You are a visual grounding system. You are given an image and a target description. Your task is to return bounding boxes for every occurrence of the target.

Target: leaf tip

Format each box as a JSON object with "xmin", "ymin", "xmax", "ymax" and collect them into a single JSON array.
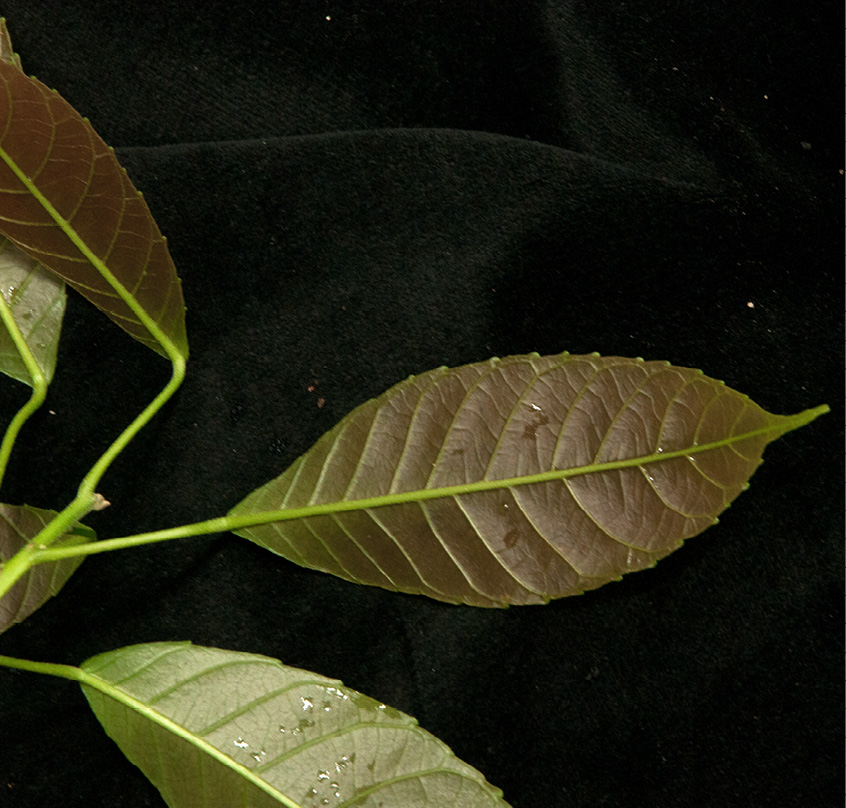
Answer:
[{"xmin": 795, "ymin": 403, "xmax": 829, "ymax": 425}]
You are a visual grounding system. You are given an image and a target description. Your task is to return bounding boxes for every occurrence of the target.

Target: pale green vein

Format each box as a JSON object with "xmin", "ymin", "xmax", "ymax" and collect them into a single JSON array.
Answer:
[{"xmin": 79, "ymin": 672, "xmax": 303, "ymax": 808}]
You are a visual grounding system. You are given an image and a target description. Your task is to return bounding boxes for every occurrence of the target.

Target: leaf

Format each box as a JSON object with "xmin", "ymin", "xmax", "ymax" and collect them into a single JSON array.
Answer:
[
  {"xmin": 80, "ymin": 641, "xmax": 511, "ymax": 808},
  {"xmin": 0, "ymin": 19, "xmax": 23, "ymax": 71},
  {"xmin": 0, "ymin": 236, "xmax": 66, "ymax": 385},
  {"xmin": 0, "ymin": 47, "xmax": 188, "ymax": 358},
  {"xmin": 230, "ymin": 352, "xmax": 827, "ymax": 607},
  {"xmin": 0, "ymin": 503, "xmax": 93, "ymax": 634}
]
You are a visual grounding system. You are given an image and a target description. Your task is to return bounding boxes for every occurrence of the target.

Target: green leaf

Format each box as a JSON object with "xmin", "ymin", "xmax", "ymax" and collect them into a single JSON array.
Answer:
[
  {"xmin": 0, "ymin": 236, "xmax": 66, "ymax": 385},
  {"xmin": 80, "ymin": 641, "xmax": 511, "ymax": 808},
  {"xmin": 230, "ymin": 352, "xmax": 827, "ymax": 607},
  {"xmin": 0, "ymin": 37, "xmax": 188, "ymax": 359},
  {"xmin": 0, "ymin": 503, "xmax": 93, "ymax": 634}
]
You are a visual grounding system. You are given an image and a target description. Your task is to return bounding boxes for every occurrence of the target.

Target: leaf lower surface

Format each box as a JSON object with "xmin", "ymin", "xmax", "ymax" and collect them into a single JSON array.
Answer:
[
  {"xmin": 0, "ymin": 236, "xmax": 65, "ymax": 385},
  {"xmin": 0, "ymin": 54, "xmax": 187, "ymax": 358},
  {"xmin": 0, "ymin": 503, "xmax": 93, "ymax": 634},
  {"xmin": 81, "ymin": 641, "xmax": 511, "ymax": 808},
  {"xmin": 230, "ymin": 352, "xmax": 826, "ymax": 607}
]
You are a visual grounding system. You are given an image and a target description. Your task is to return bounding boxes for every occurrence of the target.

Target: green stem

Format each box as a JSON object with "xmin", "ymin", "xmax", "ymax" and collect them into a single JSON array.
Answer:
[
  {"xmin": 76, "ymin": 353, "xmax": 186, "ymax": 500},
  {"xmin": 0, "ymin": 291, "xmax": 47, "ymax": 489},
  {"xmin": 0, "ymin": 355, "xmax": 185, "ymax": 599},
  {"xmin": 0, "ymin": 653, "xmax": 84, "ymax": 682}
]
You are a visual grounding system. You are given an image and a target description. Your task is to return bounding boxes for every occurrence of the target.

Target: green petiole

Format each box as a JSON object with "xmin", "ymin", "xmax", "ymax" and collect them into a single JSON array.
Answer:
[{"xmin": 0, "ymin": 291, "xmax": 48, "ymax": 489}]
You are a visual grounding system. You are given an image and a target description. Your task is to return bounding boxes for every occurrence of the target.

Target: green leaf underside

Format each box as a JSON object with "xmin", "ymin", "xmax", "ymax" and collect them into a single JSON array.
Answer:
[
  {"xmin": 0, "ymin": 236, "xmax": 65, "ymax": 384},
  {"xmin": 230, "ymin": 353, "xmax": 826, "ymax": 607},
  {"xmin": 0, "ymin": 503, "xmax": 93, "ymax": 634},
  {"xmin": 0, "ymin": 58, "xmax": 187, "ymax": 358},
  {"xmin": 81, "ymin": 642, "xmax": 510, "ymax": 808}
]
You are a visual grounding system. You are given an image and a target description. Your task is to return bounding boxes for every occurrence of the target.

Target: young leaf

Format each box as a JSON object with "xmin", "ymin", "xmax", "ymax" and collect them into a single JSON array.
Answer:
[
  {"xmin": 230, "ymin": 353, "xmax": 827, "ymax": 607},
  {"xmin": 80, "ymin": 641, "xmax": 511, "ymax": 808},
  {"xmin": 0, "ymin": 48, "xmax": 188, "ymax": 359},
  {"xmin": 0, "ymin": 237, "xmax": 66, "ymax": 385},
  {"xmin": 0, "ymin": 504, "xmax": 93, "ymax": 634}
]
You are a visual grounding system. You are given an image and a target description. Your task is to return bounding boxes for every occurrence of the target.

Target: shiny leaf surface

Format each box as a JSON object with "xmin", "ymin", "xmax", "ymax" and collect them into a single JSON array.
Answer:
[
  {"xmin": 0, "ymin": 503, "xmax": 93, "ymax": 634},
  {"xmin": 0, "ymin": 46, "xmax": 187, "ymax": 358},
  {"xmin": 231, "ymin": 353, "xmax": 827, "ymax": 607},
  {"xmin": 81, "ymin": 641, "xmax": 511, "ymax": 808},
  {"xmin": 0, "ymin": 237, "xmax": 65, "ymax": 385}
]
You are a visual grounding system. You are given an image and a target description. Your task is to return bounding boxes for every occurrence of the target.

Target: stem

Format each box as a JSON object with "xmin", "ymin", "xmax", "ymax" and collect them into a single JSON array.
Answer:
[
  {"xmin": 76, "ymin": 352, "xmax": 186, "ymax": 501},
  {"xmin": 0, "ymin": 653, "xmax": 84, "ymax": 682},
  {"xmin": 0, "ymin": 355, "xmax": 185, "ymax": 599},
  {"xmin": 0, "ymin": 291, "xmax": 48, "ymax": 489}
]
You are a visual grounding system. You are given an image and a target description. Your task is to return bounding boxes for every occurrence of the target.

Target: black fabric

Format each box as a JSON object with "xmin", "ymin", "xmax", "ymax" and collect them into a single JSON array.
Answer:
[{"xmin": 0, "ymin": 3, "xmax": 840, "ymax": 806}]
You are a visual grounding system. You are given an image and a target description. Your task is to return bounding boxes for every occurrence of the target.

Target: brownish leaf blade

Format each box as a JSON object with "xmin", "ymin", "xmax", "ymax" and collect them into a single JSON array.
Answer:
[
  {"xmin": 230, "ymin": 353, "xmax": 827, "ymax": 607},
  {"xmin": 0, "ymin": 55, "xmax": 187, "ymax": 358},
  {"xmin": 0, "ymin": 503, "xmax": 94, "ymax": 634},
  {"xmin": 0, "ymin": 236, "xmax": 66, "ymax": 385}
]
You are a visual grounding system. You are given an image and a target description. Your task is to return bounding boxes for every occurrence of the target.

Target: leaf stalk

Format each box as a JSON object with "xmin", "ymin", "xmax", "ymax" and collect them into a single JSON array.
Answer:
[{"xmin": 0, "ymin": 291, "xmax": 47, "ymax": 488}]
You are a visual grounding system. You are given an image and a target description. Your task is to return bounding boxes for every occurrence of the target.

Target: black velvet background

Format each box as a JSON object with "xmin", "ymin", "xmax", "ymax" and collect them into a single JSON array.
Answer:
[{"xmin": 0, "ymin": 3, "xmax": 840, "ymax": 807}]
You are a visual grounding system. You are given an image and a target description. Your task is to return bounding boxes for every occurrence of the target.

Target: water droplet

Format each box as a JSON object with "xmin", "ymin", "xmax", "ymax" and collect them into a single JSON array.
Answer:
[
  {"xmin": 3, "ymin": 285, "xmax": 15, "ymax": 302},
  {"xmin": 335, "ymin": 753, "xmax": 355, "ymax": 772},
  {"xmin": 322, "ymin": 701, "xmax": 332, "ymax": 711},
  {"xmin": 233, "ymin": 738, "xmax": 249, "ymax": 748},
  {"xmin": 301, "ymin": 696, "xmax": 314, "ymax": 711},
  {"xmin": 656, "ymin": 447, "xmax": 664, "ymax": 453},
  {"xmin": 686, "ymin": 455, "xmax": 696, "ymax": 463},
  {"xmin": 529, "ymin": 403, "xmax": 542, "ymax": 412},
  {"xmin": 278, "ymin": 725, "xmax": 287, "ymax": 734},
  {"xmin": 251, "ymin": 749, "xmax": 266, "ymax": 763},
  {"xmin": 317, "ymin": 770, "xmax": 331, "ymax": 781}
]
